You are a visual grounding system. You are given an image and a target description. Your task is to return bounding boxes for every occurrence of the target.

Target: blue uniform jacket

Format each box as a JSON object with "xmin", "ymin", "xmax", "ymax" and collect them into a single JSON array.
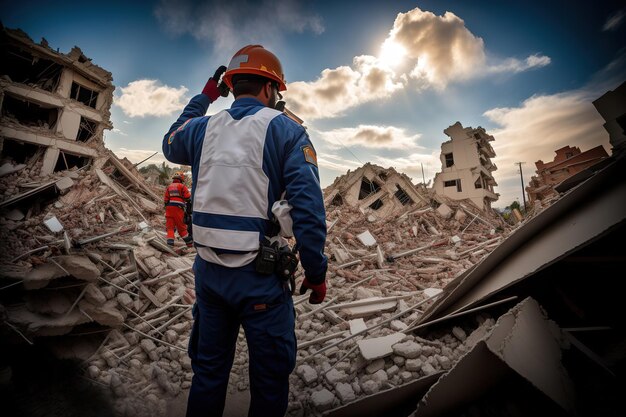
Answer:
[{"xmin": 163, "ymin": 94, "xmax": 327, "ymax": 281}]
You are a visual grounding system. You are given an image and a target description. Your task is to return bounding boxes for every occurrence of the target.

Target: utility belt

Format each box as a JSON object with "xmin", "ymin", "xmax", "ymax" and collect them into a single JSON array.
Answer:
[{"xmin": 255, "ymin": 237, "xmax": 299, "ymax": 294}]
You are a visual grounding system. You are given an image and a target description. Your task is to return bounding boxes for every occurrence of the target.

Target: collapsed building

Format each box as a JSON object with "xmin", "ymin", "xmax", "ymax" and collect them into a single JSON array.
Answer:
[
  {"xmin": 0, "ymin": 27, "xmax": 195, "ymax": 417},
  {"xmin": 431, "ymin": 122, "xmax": 499, "ymax": 212},
  {"xmin": 0, "ymin": 26, "xmax": 114, "ymax": 177},
  {"xmin": 1, "ymin": 25, "xmax": 623, "ymax": 417},
  {"xmin": 323, "ymin": 163, "xmax": 431, "ymax": 221},
  {"xmin": 525, "ymin": 145, "xmax": 609, "ymax": 207}
]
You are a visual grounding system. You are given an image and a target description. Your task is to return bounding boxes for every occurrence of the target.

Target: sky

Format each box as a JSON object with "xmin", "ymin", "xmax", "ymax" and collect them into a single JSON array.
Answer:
[{"xmin": 1, "ymin": 0, "xmax": 625, "ymax": 208}]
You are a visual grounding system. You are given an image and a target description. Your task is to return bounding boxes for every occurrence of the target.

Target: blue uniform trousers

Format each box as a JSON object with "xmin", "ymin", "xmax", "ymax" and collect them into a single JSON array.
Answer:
[{"xmin": 186, "ymin": 257, "xmax": 296, "ymax": 417}]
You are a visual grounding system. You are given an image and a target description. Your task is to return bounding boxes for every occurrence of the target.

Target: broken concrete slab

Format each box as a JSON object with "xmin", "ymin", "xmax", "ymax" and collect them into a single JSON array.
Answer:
[
  {"xmin": 339, "ymin": 297, "xmax": 398, "ymax": 319},
  {"xmin": 55, "ymin": 176, "xmax": 75, "ymax": 192},
  {"xmin": 357, "ymin": 333, "xmax": 405, "ymax": 360},
  {"xmin": 413, "ymin": 297, "xmax": 575, "ymax": 416}
]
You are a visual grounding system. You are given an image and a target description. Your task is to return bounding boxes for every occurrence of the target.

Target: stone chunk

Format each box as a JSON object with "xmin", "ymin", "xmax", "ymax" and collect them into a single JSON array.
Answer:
[
  {"xmin": 335, "ymin": 382, "xmax": 356, "ymax": 403},
  {"xmin": 405, "ymin": 358, "xmax": 422, "ymax": 372},
  {"xmin": 325, "ymin": 368, "xmax": 348, "ymax": 384},
  {"xmin": 296, "ymin": 364, "xmax": 318, "ymax": 385},
  {"xmin": 84, "ymin": 284, "xmax": 107, "ymax": 305},
  {"xmin": 365, "ymin": 358, "xmax": 385, "ymax": 374},
  {"xmin": 310, "ymin": 389, "xmax": 335, "ymax": 411},
  {"xmin": 392, "ymin": 340, "xmax": 422, "ymax": 359},
  {"xmin": 452, "ymin": 326, "xmax": 467, "ymax": 342}
]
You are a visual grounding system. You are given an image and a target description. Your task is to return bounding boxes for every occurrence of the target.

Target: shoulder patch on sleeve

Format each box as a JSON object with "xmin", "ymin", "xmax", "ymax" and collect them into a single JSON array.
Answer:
[
  {"xmin": 301, "ymin": 145, "xmax": 318, "ymax": 167},
  {"xmin": 168, "ymin": 119, "xmax": 193, "ymax": 144}
]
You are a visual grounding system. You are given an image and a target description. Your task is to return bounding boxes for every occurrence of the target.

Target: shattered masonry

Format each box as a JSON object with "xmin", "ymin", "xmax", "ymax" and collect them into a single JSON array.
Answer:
[
  {"xmin": 525, "ymin": 145, "xmax": 609, "ymax": 208},
  {"xmin": 0, "ymin": 25, "xmax": 514, "ymax": 417},
  {"xmin": 3, "ymin": 25, "xmax": 622, "ymax": 417}
]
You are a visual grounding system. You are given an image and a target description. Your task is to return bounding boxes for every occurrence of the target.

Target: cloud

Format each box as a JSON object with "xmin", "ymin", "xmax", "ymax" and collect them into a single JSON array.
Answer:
[
  {"xmin": 603, "ymin": 9, "xmax": 625, "ymax": 31},
  {"xmin": 286, "ymin": 6, "xmax": 549, "ymax": 121},
  {"xmin": 114, "ymin": 80, "xmax": 189, "ymax": 117},
  {"xmin": 485, "ymin": 89, "xmax": 611, "ymax": 207},
  {"xmin": 317, "ymin": 125, "xmax": 422, "ymax": 150},
  {"xmin": 317, "ymin": 152, "xmax": 364, "ymax": 172},
  {"xmin": 112, "ymin": 148, "xmax": 166, "ymax": 167},
  {"xmin": 488, "ymin": 54, "xmax": 551, "ymax": 74},
  {"xmin": 154, "ymin": 0, "xmax": 324, "ymax": 53},
  {"xmin": 285, "ymin": 56, "xmax": 404, "ymax": 119},
  {"xmin": 110, "ymin": 128, "xmax": 128, "ymax": 136}
]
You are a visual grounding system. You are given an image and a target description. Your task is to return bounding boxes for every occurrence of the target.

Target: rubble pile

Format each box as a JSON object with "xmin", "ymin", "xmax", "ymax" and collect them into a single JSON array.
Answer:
[
  {"xmin": 222, "ymin": 166, "xmax": 512, "ymax": 416},
  {"xmin": 0, "ymin": 153, "xmax": 199, "ymax": 417},
  {"xmin": 0, "ymin": 141, "xmax": 513, "ymax": 417}
]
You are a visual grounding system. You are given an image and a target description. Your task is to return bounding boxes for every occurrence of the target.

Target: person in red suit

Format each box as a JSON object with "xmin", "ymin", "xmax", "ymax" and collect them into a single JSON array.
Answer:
[{"xmin": 164, "ymin": 171, "xmax": 193, "ymax": 247}]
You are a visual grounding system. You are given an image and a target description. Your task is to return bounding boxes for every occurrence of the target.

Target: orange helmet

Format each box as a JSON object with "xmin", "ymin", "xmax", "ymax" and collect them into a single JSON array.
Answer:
[
  {"xmin": 222, "ymin": 45, "xmax": 287, "ymax": 91},
  {"xmin": 172, "ymin": 171, "xmax": 185, "ymax": 182}
]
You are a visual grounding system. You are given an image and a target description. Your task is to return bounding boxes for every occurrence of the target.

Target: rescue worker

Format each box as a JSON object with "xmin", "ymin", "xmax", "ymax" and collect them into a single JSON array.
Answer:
[
  {"xmin": 164, "ymin": 171, "xmax": 193, "ymax": 248},
  {"xmin": 162, "ymin": 45, "xmax": 327, "ymax": 417}
]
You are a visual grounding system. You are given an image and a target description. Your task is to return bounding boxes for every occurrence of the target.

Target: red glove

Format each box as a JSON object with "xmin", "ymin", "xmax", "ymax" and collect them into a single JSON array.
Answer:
[
  {"xmin": 202, "ymin": 65, "xmax": 227, "ymax": 101},
  {"xmin": 299, "ymin": 277, "xmax": 326, "ymax": 304}
]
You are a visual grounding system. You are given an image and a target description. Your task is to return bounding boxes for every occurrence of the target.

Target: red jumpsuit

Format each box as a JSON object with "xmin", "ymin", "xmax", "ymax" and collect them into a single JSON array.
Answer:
[{"xmin": 164, "ymin": 180, "xmax": 192, "ymax": 246}]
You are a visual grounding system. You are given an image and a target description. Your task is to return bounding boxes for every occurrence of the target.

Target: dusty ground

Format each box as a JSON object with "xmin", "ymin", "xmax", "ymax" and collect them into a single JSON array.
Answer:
[{"xmin": 166, "ymin": 389, "xmax": 251, "ymax": 417}]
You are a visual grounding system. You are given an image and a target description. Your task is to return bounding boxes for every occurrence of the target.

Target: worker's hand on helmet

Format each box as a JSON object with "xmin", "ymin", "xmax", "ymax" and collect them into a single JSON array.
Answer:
[
  {"xmin": 202, "ymin": 65, "xmax": 228, "ymax": 102},
  {"xmin": 299, "ymin": 276, "xmax": 326, "ymax": 304}
]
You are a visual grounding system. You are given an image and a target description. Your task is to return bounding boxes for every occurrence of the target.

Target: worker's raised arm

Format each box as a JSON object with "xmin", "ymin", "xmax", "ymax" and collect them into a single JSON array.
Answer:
[{"xmin": 162, "ymin": 66, "xmax": 227, "ymax": 166}]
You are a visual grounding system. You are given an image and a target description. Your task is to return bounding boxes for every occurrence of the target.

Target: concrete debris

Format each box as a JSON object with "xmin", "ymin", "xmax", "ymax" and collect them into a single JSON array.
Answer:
[
  {"xmin": 0, "ymin": 26, "xmax": 195, "ymax": 417},
  {"xmin": 0, "ymin": 26, "xmax": 520, "ymax": 417}
]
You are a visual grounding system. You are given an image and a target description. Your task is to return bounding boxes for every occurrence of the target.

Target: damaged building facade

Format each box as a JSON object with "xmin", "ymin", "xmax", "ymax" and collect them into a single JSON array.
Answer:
[
  {"xmin": 0, "ymin": 26, "xmax": 114, "ymax": 177},
  {"xmin": 324, "ymin": 163, "xmax": 431, "ymax": 221},
  {"xmin": 432, "ymin": 122, "xmax": 499, "ymax": 212},
  {"xmin": 525, "ymin": 145, "xmax": 609, "ymax": 206}
]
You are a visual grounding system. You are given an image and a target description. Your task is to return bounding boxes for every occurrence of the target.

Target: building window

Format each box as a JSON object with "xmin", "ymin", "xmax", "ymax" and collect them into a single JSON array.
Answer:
[
  {"xmin": 0, "ymin": 45, "xmax": 63, "ymax": 92},
  {"xmin": 71, "ymin": 82, "xmax": 99, "ymax": 108},
  {"xmin": 330, "ymin": 194, "xmax": 343, "ymax": 206},
  {"xmin": 457, "ymin": 179, "xmax": 462, "ymax": 192},
  {"xmin": 444, "ymin": 153, "xmax": 454, "ymax": 167},
  {"xmin": 394, "ymin": 185, "xmax": 414, "ymax": 205},
  {"xmin": 358, "ymin": 177, "xmax": 381, "ymax": 200},
  {"xmin": 1, "ymin": 94, "xmax": 58, "ymax": 130},
  {"xmin": 369, "ymin": 199, "xmax": 384, "ymax": 210},
  {"xmin": 1, "ymin": 138, "xmax": 42, "ymax": 164},
  {"xmin": 76, "ymin": 117, "xmax": 98, "ymax": 142},
  {"xmin": 444, "ymin": 180, "xmax": 456, "ymax": 187},
  {"xmin": 474, "ymin": 177, "xmax": 482, "ymax": 189},
  {"xmin": 54, "ymin": 151, "xmax": 91, "ymax": 172}
]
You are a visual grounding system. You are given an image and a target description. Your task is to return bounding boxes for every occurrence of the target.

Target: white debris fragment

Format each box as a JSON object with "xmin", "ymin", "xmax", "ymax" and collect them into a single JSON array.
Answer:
[
  {"xmin": 357, "ymin": 333, "xmax": 405, "ymax": 360},
  {"xmin": 452, "ymin": 326, "xmax": 467, "ymax": 342},
  {"xmin": 356, "ymin": 230, "xmax": 377, "ymax": 246}
]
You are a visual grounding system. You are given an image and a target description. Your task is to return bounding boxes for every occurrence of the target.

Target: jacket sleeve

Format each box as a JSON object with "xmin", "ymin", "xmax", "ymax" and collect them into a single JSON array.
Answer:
[
  {"xmin": 164, "ymin": 187, "xmax": 170, "ymax": 204},
  {"xmin": 162, "ymin": 94, "xmax": 212, "ymax": 166},
  {"xmin": 182, "ymin": 185, "xmax": 192, "ymax": 200},
  {"xmin": 283, "ymin": 125, "xmax": 328, "ymax": 282}
]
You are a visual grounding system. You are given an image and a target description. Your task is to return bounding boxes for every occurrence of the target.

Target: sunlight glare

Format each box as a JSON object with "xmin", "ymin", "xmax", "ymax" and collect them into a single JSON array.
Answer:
[{"xmin": 379, "ymin": 39, "xmax": 406, "ymax": 67}]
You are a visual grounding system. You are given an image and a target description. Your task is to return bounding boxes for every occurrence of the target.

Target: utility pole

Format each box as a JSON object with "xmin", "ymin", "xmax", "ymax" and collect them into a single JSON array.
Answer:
[
  {"xmin": 421, "ymin": 163, "xmax": 426, "ymax": 185},
  {"xmin": 514, "ymin": 162, "xmax": 527, "ymax": 210}
]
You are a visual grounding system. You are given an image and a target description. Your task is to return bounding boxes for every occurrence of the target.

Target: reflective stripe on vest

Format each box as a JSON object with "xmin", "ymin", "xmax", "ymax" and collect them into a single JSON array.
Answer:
[
  {"xmin": 167, "ymin": 183, "xmax": 186, "ymax": 204},
  {"xmin": 193, "ymin": 107, "xmax": 281, "ymax": 254}
]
